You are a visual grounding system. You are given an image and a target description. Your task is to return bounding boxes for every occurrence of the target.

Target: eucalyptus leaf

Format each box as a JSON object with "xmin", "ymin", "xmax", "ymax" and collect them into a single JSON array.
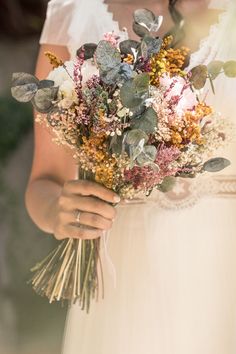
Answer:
[
  {"xmin": 119, "ymin": 63, "xmax": 134, "ymax": 81},
  {"xmin": 95, "ymin": 40, "xmax": 121, "ymax": 72},
  {"xmin": 141, "ymin": 35, "xmax": 162, "ymax": 58},
  {"xmin": 32, "ymin": 87, "xmax": 58, "ymax": 113},
  {"xmin": 223, "ymin": 61, "xmax": 236, "ymax": 78},
  {"xmin": 12, "ymin": 72, "xmax": 39, "ymax": 87},
  {"xmin": 189, "ymin": 65, "xmax": 208, "ymax": 90},
  {"xmin": 125, "ymin": 129, "xmax": 149, "ymax": 145},
  {"xmin": 77, "ymin": 43, "xmax": 97, "ymax": 60},
  {"xmin": 119, "ymin": 40, "xmax": 139, "ymax": 55},
  {"xmin": 110, "ymin": 134, "xmax": 125, "ymax": 155},
  {"xmin": 136, "ymin": 145, "xmax": 157, "ymax": 165},
  {"xmin": 132, "ymin": 107, "xmax": 157, "ymax": 133},
  {"xmin": 38, "ymin": 80, "xmax": 55, "ymax": 89},
  {"xmin": 120, "ymin": 79, "xmax": 144, "ymax": 108},
  {"xmin": 134, "ymin": 8, "xmax": 155, "ymax": 27},
  {"xmin": 100, "ymin": 65, "xmax": 121, "ymax": 85},
  {"xmin": 133, "ymin": 73, "xmax": 150, "ymax": 93},
  {"xmin": 207, "ymin": 60, "xmax": 224, "ymax": 80},
  {"xmin": 132, "ymin": 22, "xmax": 150, "ymax": 38},
  {"xmin": 158, "ymin": 176, "xmax": 176, "ymax": 193},
  {"xmin": 203, "ymin": 157, "xmax": 231, "ymax": 172},
  {"xmin": 11, "ymin": 83, "xmax": 38, "ymax": 103},
  {"xmin": 129, "ymin": 143, "xmax": 145, "ymax": 162},
  {"xmin": 11, "ymin": 72, "xmax": 39, "ymax": 102}
]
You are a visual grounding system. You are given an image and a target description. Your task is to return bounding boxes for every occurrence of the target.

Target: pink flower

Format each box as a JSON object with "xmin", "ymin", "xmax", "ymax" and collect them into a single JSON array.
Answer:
[
  {"xmin": 103, "ymin": 31, "xmax": 120, "ymax": 47},
  {"xmin": 159, "ymin": 74, "xmax": 197, "ymax": 115}
]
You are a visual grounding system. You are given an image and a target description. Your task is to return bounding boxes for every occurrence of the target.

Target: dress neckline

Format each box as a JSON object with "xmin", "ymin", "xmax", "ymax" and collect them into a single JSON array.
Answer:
[{"xmin": 102, "ymin": 0, "xmax": 226, "ymax": 68}]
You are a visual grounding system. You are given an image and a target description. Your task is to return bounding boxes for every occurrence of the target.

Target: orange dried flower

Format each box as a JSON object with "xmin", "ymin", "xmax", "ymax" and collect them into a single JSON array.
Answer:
[
  {"xmin": 150, "ymin": 36, "xmax": 189, "ymax": 87},
  {"xmin": 44, "ymin": 51, "xmax": 64, "ymax": 69}
]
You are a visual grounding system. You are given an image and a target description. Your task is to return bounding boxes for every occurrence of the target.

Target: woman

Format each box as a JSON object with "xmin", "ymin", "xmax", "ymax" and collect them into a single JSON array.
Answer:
[{"xmin": 26, "ymin": 0, "xmax": 236, "ymax": 353}]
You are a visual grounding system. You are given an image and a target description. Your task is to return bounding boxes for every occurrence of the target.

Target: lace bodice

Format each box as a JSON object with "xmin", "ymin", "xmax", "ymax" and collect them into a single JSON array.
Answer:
[{"xmin": 40, "ymin": 0, "xmax": 236, "ymax": 209}]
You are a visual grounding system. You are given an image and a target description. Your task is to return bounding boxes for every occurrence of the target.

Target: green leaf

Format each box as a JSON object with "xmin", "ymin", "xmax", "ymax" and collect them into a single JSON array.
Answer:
[
  {"xmin": 207, "ymin": 60, "xmax": 224, "ymax": 80},
  {"xmin": 110, "ymin": 134, "xmax": 125, "ymax": 155},
  {"xmin": 11, "ymin": 83, "xmax": 38, "ymax": 103},
  {"xmin": 12, "ymin": 72, "xmax": 39, "ymax": 87},
  {"xmin": 189, "ymin": 65, "xmax": 208, "ymax": 90},
  {"xmin": 120, "ymin": 80, "xmax": 143, "ymax": 108},
  {"xmin": 133, "ymin": 9, "xmax": 162, "ymax": 31},
  {"xmin": 136, "ymin": 145, "xmax": 157, "ymax": 166},
  {"xmin": 11, "ymin": 72, "xmax": 39, "ymax": 102},
  {"xmin": 158, "ymin": 176, "xmax": 176, "ymax": 193},
  {"xmin": 119, "ymin": 63, "xmax": 134, "ymax": 81},
  {"xmin": 132, "ymin": 22, "xmax": 150, "ymax": 38},
  {"xmin": 32, "ymin": 87, "xmax": 58, "ymax": 113},
  {"xmin": 119, "ymin": 40, "xmax": 139, "ymax": 55},
  {"xmin": 125, "ymin": 129, "xmax": 148, "ymax": 145},
  {"xmin": 141, "ymin": 35, "xmax": 162, "ymax": 59},
  {"xmin": 95, "ymin": 40, "xmax": 121, "ymax": 72},
  {"xmin": 100, "ymin": 65, "xmax": 121, "ymax": 85},
  {"xmin": 223, "ymin": 61, "xmax": 236, "ymax": 78},
  {"xmin": 133, "ymin": 73, "xmax": 150, "ymax": 93},
  {"xmin": 38, "ymin": 80, "xmax": 55, "ymax": 89},
  {"xmin": 203, "ymin": 157, "xmax": 231, "ymax": 172},
  {"xmin": 77, "ymin": 43, "xmax": 97, "ymax": 60},
  {"xmin": 132, "ymin": 107, "xmax": 157, "ymax": 133}
]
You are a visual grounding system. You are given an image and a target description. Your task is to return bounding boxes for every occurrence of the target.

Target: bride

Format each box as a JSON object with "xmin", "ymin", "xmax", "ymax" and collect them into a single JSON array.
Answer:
[{"xmin": 26, "ymin": 0, "xmax": 236, "ymax": 353}]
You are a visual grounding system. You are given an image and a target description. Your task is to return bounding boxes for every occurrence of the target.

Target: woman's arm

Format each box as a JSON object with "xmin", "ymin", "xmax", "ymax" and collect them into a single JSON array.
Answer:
[{"xmin": 25, "ymin": 44, "xmax": 119, "ymax": 239}]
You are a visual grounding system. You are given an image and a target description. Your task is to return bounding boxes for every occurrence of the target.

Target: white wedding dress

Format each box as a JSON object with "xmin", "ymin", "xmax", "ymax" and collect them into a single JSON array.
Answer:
[{"xmin": 40, "ymin": 1, "xmax": 236, "ymax": 353}]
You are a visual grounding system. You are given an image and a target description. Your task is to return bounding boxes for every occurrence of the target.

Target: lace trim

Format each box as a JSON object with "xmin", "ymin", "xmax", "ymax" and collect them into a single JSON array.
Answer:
[
  {"xmin": 188, "ymin": 8, "xmax": 228, "ymax": 69},
  {"xmin": 119, "ymin": 175, "xmax": 236, "ymax": 210}
]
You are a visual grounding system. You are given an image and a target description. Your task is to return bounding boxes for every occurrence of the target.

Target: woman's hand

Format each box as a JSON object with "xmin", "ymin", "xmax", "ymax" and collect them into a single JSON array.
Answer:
[{"xmin": 53, "ymin": 180, "xmax": 120, "ymax": 240}]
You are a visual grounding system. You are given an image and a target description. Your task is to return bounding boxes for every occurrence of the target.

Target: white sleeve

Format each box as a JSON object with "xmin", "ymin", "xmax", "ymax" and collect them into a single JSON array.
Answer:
[
  {"xmin": 39, "ymin": 0, "xmax": 127, "ymax": 57},
  {"xmin": 39, "ymin": 0, "xmax": 75, "ymax": 46}
]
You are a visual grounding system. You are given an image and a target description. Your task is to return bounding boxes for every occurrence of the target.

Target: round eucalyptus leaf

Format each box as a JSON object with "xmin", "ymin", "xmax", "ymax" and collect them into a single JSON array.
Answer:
[
  {"xmin": 133, "ymin": 73, "xmax": 150, "ymax": 93},
  {"xmin": 120, "ymin": 80, "xmax": 143, "ymax": 108},
  {"xmin": 207, "ymin": 60, "xmax": 224, "ymax": 80},
  {"xmin": 32, "ymin": 87, "xmax": 58, "ymax": 113},
  {"xmin": 141, "ymin": 36, "xmax": 162, "ymax": 58},
  {"xmin": 119, "ymin": 40, "xmax": 139, "ymax": 55},
  {"xmin": 38, "ymin": 80, "xmax": 55, "ymax": 89},
  {"xmin": 203, "ymin": 157, "xmax": 231, "ymax": 172},
  {"xmin": 136, "ymin": 145, "xmax": 157, "ymax": 165},
  {"xmin": 100, "ymin": 65, "xmax": 121, "ymax": 85},
  {"xmin": 12, "ymin": 72, "xmax": 39, "ymax": 87},
  {"xmin": 110, "ymin": 134, "xmax": 125, "ymax": 155},
  {"xmin": 76, "ymin": 43, "xmax": 97, "ymax": 60},
  {"xmin": 158, "ymin": 176, "xmax": 176, "ymax": 193},
  {"xmin": 125, "ymin": 129, "xmax": 148, "ymax": 145},
  {"xmin": 11, "ymin": 72, "xmax": 39, "ymax": 102},
  {"xmin": 119, "ymin": 63, "xmax": 134, "ymax": 81},
  {"xmin": 132, "ymin": 107, "xmax": 157, "ymax": 133},
  {"xmin": 132, "ymin": 22, "xmax": 149, "ymax": 38},
  {"xmin": 133, "ymin": 9, "xmax": 155, "ymax": 29},
  {"xmin": 223, "ymin": 61, "xmax": 236, "ymax": 78},
  {"xmin": 189, "ymin": 65, "xmax": 208, "ymax": 90},
  {"xmin": 11, "ymin": 83, "xmax": 38, "ymax": 103},
  {"xmin": 95, "ymin": 40, "xmax": 121, "ymax": 72}
]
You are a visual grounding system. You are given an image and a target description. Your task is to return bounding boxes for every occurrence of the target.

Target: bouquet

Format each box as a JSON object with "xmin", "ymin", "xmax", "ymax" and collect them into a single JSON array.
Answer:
[{"xmin": 11, "ymin": 9, "xmax": 235, "ymax": 312}]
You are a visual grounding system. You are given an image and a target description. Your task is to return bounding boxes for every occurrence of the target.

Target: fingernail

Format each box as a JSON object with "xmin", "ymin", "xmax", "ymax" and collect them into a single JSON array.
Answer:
[{"xmin": 113, "ymin": 195, "xmax": 121, "ymax": 203}]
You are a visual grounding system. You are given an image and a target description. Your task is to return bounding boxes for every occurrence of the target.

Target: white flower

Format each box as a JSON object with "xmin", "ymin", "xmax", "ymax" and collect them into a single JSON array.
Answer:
[
  {"xmin": 59, "ymin": 80, "xmax": 77, "ymax": 101},
  {"xmin": 81, "ymin": 60, "xmax": 99, "ymax": 83},
  {"xmin": 47, "ymin": 61, "xmax": 74, "ymax": 87}
]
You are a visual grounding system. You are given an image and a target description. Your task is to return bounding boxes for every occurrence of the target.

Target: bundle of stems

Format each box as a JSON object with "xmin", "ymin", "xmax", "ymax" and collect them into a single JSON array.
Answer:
[{"xmin": 29, "ymin": 168, "xmax": 104, "ymax": 313}]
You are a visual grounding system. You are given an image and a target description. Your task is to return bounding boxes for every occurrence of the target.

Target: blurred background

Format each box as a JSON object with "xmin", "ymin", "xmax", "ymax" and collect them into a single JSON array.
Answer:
[{"xmin": 0, "ymin": 1, "xmax": 67, "ymax": 353}]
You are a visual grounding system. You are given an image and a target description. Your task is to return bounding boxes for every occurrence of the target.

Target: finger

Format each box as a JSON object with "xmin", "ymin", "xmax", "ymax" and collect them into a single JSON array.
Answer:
[
  {"xmin": 65, "ymin": 180, "xmax": 120, "ymax": 204},
  {"xmin": 69, "ymin": 196, "xmax": 117, "ymax": 220},
  {"xmin": 65, "ymin": 224, "xmax": 103, "ymax": 240},
  {"xmin": 71, "ymin": 211, "xmax": 113, "ymax": 231}
]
